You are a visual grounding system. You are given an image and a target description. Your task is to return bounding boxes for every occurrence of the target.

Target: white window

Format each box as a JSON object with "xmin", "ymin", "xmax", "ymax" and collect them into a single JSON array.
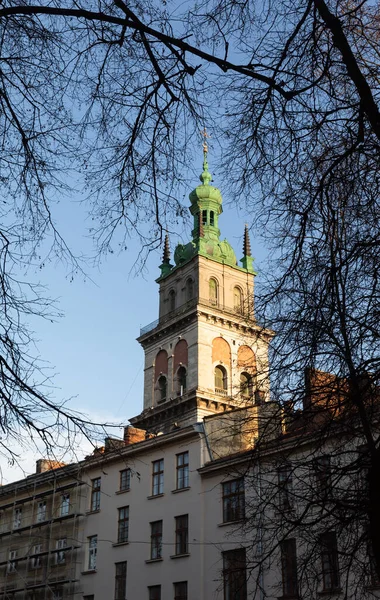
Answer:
[
  {"xmin": 91, "ymin": 477, "xmax": 101, "ymax": 511},
  {"xmin": 13, "ymin": 507, "xmax": 22, "ymax": 529},
  {"xmin": 60, "ymin": 494, "xmax": 70, "ymax": 516},
  {"xmin": 8, "ymin": 550, "xmax": 17, "ymax": 573},
  {"xmin": 55, "ymin": 538, "xmax": 67, "ymax": 565},
  {"xmin": 30, "ymin": 544, "xmax": 42, "ymax": 569},
  {"xmin": 36, "ymin": 500, "xmax": 46, "ymax": 523},
  {"xmin": 88, "ymin": 535, "xmax": 97, "ymax": 570}
]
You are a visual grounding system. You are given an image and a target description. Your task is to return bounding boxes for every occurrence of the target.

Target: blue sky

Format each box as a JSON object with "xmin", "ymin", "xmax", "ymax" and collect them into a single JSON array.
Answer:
[{"xmin": 2, "ymin": 152, "xmax": 268, "ymax": 484}]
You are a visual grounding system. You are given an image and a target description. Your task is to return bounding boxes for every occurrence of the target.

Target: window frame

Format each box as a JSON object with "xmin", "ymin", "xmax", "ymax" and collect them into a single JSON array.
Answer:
[
  {"xmin": 176, "ymin": 452, "xmax": 189, "ymax": 490},
  {"xmin": 36, "ymin": 500, "xmax": 47, "ymax": 523},
  {"xmin": 157, "ymin": 375, "xmax": 167, "ymax": 403},
  {"xmin": 148, "ymin": 585, "xmax": 161, "ymax": 600},
  {"xmin": 30, "ymin": 544, "xmax": 42, "ymax": 570},
  {"xmin": 91, "ymin": 477, "xmax": 101, "ymax": 511},
  {"xmin": 223, "ymin": 548, "xmax": 247, "ymax": 600},
  {"xmin": 168, "ymin": 289, "xmax": 176, "ymax": 312},
  {"xmin": 60, "ymin": 493, "xmax": 70, "ymax": 516},
  {"xmin": 7, "ymin": 550, "xmax": 17, "ymax": 573},
  {"xmin": 175, "ymin": 514, "xmax": 189, "ymax": 555},
  {"xmin": 152, "ymin": 459, "xmax": 164, "ymax": 496},
  {"xmin": 117, "ymin": 506, "xmax": 129, "ymax": 544},
  {"xmin": 313, "ymin": 455, "xmax": 332, "ymax": 498},
  {"xmin": 215, "ymin": 365, "xmax": 228, "ymax": 393},
  {"xmin": 13, "ymin": 507, "xmax": 22, "ymax": 529},
  {"xmin": 150, "ymin": 520, "xmax": 163, "ymax": 560},
  {"xmin": 280, "ymin": 538, "xmax": 298, "ymax": 598},
  {"xmin": 209, "ymin": 278, "xmax": 218, "ymax": 306},
  {"xmin": 320, "ymin": 531, "xmax": 340, "ymax": 592},
  {"xmin": 88, "ymin": 535, "xmax": 98, "ymax": 571},
  {"xmin": 119, "ymin": 468, "xmax": 131, "ymax": 492},
  {"xmin": 222, "ymin": 478, "xmax": 245, "ymax": 523},
  {"xmin": 114, "ymin": 561, "xmax": 127, "ymax": 600},
  {"xmin": 176, "ymin": 366, "xmax": 187, "ymax": 395},
  {"xmin": 278, "ymin": 466, "xmax": 293, "ymax": 511},
  {"xmin": 174, "ymin": 581, "xmax": 188, "ymax": 600},
  {"xmin": 55, "ymin": 537, "xmax": 67, "ymax": 565}
]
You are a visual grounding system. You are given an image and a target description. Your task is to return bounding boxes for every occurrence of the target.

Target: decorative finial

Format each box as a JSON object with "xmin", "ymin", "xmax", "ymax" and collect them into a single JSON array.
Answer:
[
  {"xmin": 162, "ymin": 234, "xmax": 171, "ymax": 263},
  {"xmin": 200, "ymin": 127, "xmax": 212, "ymax": 185},
  {"xmin": 243, "ymin": 224, "xmax": 252, "ymax": 256},
  {"xmin": 201, "ymin": 126, "xmax": 210, "ymax": 154}
]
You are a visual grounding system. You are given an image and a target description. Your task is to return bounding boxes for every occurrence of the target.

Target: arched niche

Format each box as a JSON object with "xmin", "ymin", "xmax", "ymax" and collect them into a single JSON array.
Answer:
[
  {"xmin": 209, "ymin": 278, "xmax": 218, "ymax": 306},
  {"xmin": 154, "ymin": 349, "xmax": 168, "ymax": 381},
  {"xmin": 212, "ymin": 337, "xmax": 231, "ymax": 365},
  {"xmin": 237, "ymin": 345, "xmax": 256, "ymax": 372}
]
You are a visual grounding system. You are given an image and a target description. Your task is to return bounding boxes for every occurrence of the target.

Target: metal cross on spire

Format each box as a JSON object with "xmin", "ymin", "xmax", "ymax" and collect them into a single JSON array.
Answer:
[{"xmin": 201, "ymin": 126, "xmax": 211, "ymax": 154}]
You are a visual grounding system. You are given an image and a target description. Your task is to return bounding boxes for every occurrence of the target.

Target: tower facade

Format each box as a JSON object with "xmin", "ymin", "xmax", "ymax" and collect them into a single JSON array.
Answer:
[{"xmin": 131, "ymin": 152, "xmax": 273, "ymax": 433}]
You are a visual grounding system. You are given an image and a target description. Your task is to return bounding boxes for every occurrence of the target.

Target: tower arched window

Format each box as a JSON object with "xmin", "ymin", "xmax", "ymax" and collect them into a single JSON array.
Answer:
[
  {"xmin": 202, "ymin": 210, "xmax": 207, "ymax": 225},
  {"xmin": 210, "ymin": 211, "xmax": 215, "ymax": 226},
  {"xmin": 215, "ymin": 365, "xmax": 228, "ymax": 394},
  {"xmin": 209, "ymin": 278, "xmax": 218, "ymax": 306},
  {"xmin": 240, "ymin": 372, "xmax": 253, "ymax": 398},
  {"xmin": 168, "ymin": 289, "xmax": 176, "ymax": 312},
  {"xmin": 177, "ymin": 366, "xmax": 187, "ymax": 395},
  {"xmin": 158, "ymin": 375, "xmax": 167, "ymax": 403},
  {"xmin": 234, "ymin": 286, "xmax": 243, "ymax": 314},
  {"xmin": 186, "ymin": 278, "xmax": 194, "ymax": 301}
]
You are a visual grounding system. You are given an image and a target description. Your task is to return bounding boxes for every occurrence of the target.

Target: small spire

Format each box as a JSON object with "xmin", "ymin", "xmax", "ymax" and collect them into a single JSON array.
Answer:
[
  {"xmin": 243, "ymin": 224, "xmax": 252, "ymax": 256},
  {"xmin": 240, "ymin": 224, "xmax": 255, "ymax": 273},
  {"xmin": 159, "ymin": 233, "xmax": 173, "ymax": 277},
  {"xmin": 200, "ymin": 127, "xmax": 212, "ymax": 185},
  {"xmin": 162, "ymin": 234, "xmax": 171, "ymax": 263}
]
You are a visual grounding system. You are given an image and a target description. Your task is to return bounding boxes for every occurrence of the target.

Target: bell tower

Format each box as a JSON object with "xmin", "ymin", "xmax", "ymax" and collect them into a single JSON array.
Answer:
[{"xmin": 130, "ymin": 147, "xmax": 273, "ymax": 433}]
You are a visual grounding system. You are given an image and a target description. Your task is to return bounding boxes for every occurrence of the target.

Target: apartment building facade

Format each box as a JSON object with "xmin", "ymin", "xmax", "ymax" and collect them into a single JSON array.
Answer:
[{"xmin": 0, "ymin": 148, "xmax": 378, "ymax": 600}]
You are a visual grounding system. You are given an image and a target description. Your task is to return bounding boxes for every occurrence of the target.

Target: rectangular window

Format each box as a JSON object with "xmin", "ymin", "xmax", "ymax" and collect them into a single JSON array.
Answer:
[
  {"xmin": 320, "ymin": 531, "xmax": 340, "ymax": 591},
  {"xmin": 314, "ymin": 455, "xmax": 331, "ymax": 497},
  {"xmin": 222, "ymin": 478, "xmax": 245, "ymax": 523},
  {"xmin": 55, "ymin": 538, "xmax": 67, "ymax": 565},
  {"xmin": 7, "ymin": 550, "xmax": 17, "ymax": 573},
  {"xmin": 278, "ymin": 466, "xmax": 293, "ymax": 511},
  {"xmin": 148, "ymin": 586, "xmax": 161, "ymax": 600},
  {"xmin": 60, "ymin": 493, "xmax": 70, "ymax": 516},
  {"xmin": 120, "ymin": 469, "xmax": 131, "ymax": 492},
  {"xmin": 91, "ymin": 477, "xmax": 101, "ymax": 511},
  {"xmin": 36, "ymin": 500, "xmax": 47, "ymax": 523},
  {"xmin": 280, "ymin": 539, "xmax": 298, "ymax": 598},
  {"xmin": 176, "ymin": 452, "xmax": 189, "ymax": 489},
  {"xmin": 368, "ymin": 539, "xmax": 380, "ymax": 587},
  {"xmin": 174, "ymin": 581, "xmax": 188, "ymax": 600},
  {"xmin": 117, "ymin": 507, "xmax": 129, "ymax": 544},
  {"xmin": 175, "ymin": 515, "xmax": 188, "ymax": 555},
  {"xmin": 223, "ymin": 548, "xmax": 247, "ymax": 600},
  {"xmin": 114, "ymin": 561, "xmax": 127, "ymax": 600},
  {"xmin": 152, "ymin": 459, "xmax": 164, "ymax": 496},
  {"xmin": 88, "ymin": 535, "xmax": 98, "ymax": 570},
  {"xmin": 13, "ymin": 507, "xmax": 22, "ymax": 529},
  {"xmin": 150, "ymin": 520, "xmax": 163, "ymax": 560},
  {"xmin": 30, "ymin": 544, "xmax": 42, "ymax": 569}
]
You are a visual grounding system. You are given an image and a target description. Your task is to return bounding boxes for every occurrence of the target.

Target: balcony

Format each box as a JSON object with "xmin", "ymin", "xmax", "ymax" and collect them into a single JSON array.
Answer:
[{"xmin": 140, "ymin": 297, "xmax": 254, "ymax": 336}]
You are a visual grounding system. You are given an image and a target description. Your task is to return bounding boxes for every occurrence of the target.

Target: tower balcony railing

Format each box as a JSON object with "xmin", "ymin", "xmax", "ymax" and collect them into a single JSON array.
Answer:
[{"xmin": 139, "ymin": 297, "xmax": 254, "ymax": 336}]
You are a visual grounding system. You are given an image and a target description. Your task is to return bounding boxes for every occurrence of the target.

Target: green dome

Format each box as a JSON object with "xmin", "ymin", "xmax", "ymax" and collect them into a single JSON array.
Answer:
[
  {"xmin": 189, "ymin": 183, "xmax": 222, "ymax": 205},
  {"xmin": 189, "ymin": 153, "xmax": 222, "ymax": 205}
]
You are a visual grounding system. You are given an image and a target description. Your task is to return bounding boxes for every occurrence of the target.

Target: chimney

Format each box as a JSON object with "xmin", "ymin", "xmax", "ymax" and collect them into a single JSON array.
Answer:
[
  {"xmin": 123, "ymin": 426, "xmax": 147, "ymax": 445},
  {"xmin": 36, "ymin": 459, "xmax": 66, "ymax": 474}
]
